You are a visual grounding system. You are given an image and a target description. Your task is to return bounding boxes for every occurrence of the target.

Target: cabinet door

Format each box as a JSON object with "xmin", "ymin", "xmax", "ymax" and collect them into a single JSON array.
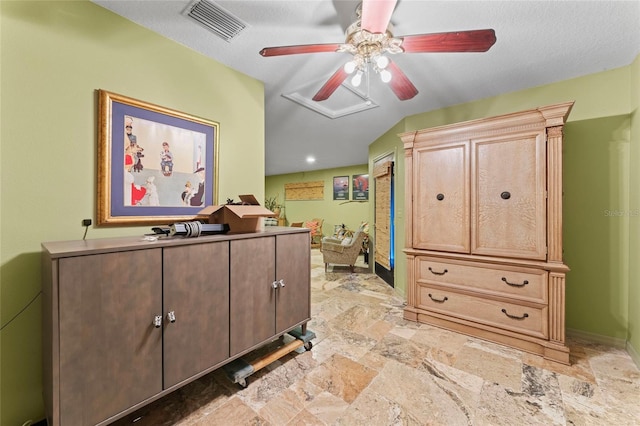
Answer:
[
  {"xmin": 163, "ymin": 242, "xmax": 230, "ymax": 388},
  {"xmin": 275, "ymin": 233, "xmax": 311, "ymax": 334},
  {"xmin": 413, "ymin": 142, "xmax": 470, "ymax": 252},
  {"xmin": 472, "ymin": 131, "xmax": 547, "ymax": 259},
  {"xmin": 58, "ymin": 249, "xmax": 162, "ymax": 426},
  {"xmin": 230, "ymin": 236, "xmax": 276, "ymax": 356}
]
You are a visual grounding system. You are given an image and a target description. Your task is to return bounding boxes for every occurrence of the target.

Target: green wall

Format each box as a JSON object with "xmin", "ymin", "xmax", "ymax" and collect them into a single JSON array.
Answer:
[
  {"xmin": 265, "ymin": 164, "xmax": 370, "ymax": 238},
  {"xmin": 0, "ymin": 1, "xmax": 265, "ymax": 424},
  {"xmin": 564, "ymin": 116, "xmax": 630, "ymax": 338},
  {"xmin": 370, "ymin": 61, "xmax": 639, "ymax": 361},
  {"xmin": 629, "ymin": 55, "xmax": 640, "ymax": 360}
]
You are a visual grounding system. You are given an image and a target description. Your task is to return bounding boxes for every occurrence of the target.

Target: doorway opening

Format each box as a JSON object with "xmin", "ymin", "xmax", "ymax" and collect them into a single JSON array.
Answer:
[{"xmin": 373, "ymin": 155, "xmax": 395, "ymax": 287}]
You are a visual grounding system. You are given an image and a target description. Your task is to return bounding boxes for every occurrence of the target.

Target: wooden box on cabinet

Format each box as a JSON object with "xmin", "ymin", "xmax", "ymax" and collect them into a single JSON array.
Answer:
[
  {"xmin": 42, "ymin": 227, "xmax": 310, "ymax": 426},
  {"xmin": 401, "ymin": 102, "xmax": 573, "ymax": 364}
]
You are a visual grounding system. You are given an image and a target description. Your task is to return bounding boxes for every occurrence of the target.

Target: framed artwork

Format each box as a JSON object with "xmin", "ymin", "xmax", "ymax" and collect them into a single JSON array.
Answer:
[
  {"xmin": 333, "ymin": 176, "xmax": 349, "ymax": 200},
  {"xmin": 97, "ymin": 90, "xmax": 219, "ymax": 226},
  {"xmin": 352, "ymin": 174, "xmax": 369, "ymax": 201}
]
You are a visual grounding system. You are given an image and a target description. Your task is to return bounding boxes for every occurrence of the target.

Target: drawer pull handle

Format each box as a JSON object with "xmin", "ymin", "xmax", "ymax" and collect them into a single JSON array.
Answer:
[
  {"xmin": 428, "ymin": 267, "xmax": 448, "ymax": 276},
  {"xmin": 428, "ymin": 293, "xmax": 448, "ymax": 303},
  {"xmin": 436, "ymin": 193, "xmax": 445, "ymax": 201},
  {"xmin": 501, "ymin": 308, "xmax": 529, "ymax": 320},
  {"xmin": 501, "ymin": 277, "xmax": 529, "ymax": 287},
  {"xmin": 501, "ymin": 191, "xmax": 511, "ymax": 200}
]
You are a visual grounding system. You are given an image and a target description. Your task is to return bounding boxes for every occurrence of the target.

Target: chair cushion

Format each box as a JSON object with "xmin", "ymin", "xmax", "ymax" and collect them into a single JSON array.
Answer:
[
  {"xmin": 322, "ymin": 243, "xmax": 345, "ymax": 253},
  {"xmin": 322, "ymin": 237, "xmax": 342, "ymax": 244},
  {"xmin": 305, "ymin": 220, "xmax": 320, "ymax": 236},
  {"xmin": 341, "ymin": 237, "xmax": 352, "ymax": 246}
]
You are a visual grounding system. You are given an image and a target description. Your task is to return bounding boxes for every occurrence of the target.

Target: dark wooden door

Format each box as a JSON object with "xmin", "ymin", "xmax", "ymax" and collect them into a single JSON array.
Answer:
[
  {"xmin": 58, "ymin": 249, "xmax": 162, "ymax": 426},
  {"xmin": 229, "ymin": 236, "xmax": 276, "ymax": 356},
  {"xmin": 163, "ymin": 241, "xmax": 230, "ymax": 388},
  {"xmin": 275, "ymin": 233, "xmax": 311, "ymax": 334}
]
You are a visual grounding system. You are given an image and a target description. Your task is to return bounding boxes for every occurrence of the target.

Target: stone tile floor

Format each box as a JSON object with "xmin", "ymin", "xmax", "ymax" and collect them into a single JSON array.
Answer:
[{"xmin": 112, "ymin": 250, "xmax": 640, "ymax": 425}]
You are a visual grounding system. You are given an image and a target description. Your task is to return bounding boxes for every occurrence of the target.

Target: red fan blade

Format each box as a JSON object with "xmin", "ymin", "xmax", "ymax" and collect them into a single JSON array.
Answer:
[
  {"xmin": 312, "ymin": 67, "xmax": 349, "ymax": 101},
  {"xmin": 260, "ymin": 43, "xmax": 342, "ymax": 57},
  {"xmin": 401, "ymin": 29, "xmax": 496, "ymax": 53},
  {"xmin": 361, "ymin": 0, "xmax": 398, "ymax": 34},
  {"xmin": 387, "ymin": 60, "xmax": 418, "ymax": 101}
]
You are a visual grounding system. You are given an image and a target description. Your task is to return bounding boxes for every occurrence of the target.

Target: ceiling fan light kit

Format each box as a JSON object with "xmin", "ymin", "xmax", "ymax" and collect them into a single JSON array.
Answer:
[
  {"xmin": 259, "ymin": 0, "xmax": 496, "ymax": 103},
  {"xmin": 339, "ymin": 23, "xmax": 397, "ymax": 89}
]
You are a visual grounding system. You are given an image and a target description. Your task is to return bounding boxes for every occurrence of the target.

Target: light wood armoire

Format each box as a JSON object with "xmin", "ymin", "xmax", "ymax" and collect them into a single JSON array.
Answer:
[{"xmin": 401, "ymin": 102, "xmax": 573, "ymax": 364}]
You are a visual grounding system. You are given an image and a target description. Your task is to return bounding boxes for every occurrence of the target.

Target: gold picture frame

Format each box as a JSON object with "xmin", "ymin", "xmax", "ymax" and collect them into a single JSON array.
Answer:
[{"xmin": 97, "ymin": 89, "xmax": 219, "ymax": 226}]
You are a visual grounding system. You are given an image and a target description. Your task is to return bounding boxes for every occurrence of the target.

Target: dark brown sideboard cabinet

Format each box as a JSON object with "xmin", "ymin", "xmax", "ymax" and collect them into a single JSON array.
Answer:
[{"xmin": 42, "ymin": 227, "xmax": 310, "ymax": 426}]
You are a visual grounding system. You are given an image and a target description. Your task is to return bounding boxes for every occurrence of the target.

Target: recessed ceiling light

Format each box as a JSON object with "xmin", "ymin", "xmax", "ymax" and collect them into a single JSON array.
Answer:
[{"xmin": 306, "ymin": 156, "xmax": 316, "ymax": 163}]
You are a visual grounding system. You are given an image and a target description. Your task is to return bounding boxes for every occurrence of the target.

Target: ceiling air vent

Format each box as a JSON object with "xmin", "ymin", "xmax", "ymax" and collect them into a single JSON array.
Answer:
[{"xmin": 185, "ymin": 0, "xmax": 247, "ymax": 42}]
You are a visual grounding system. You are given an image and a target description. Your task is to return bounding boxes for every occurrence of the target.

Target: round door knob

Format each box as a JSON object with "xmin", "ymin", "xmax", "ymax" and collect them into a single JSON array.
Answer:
[
  {"xmin": 436, "ymin": 193, "xmax": 444, "ymax": 201},
  {"xmin": 279, "ymin": 279, "xmax": 285, "ymax": 288},
  {"xmin": 501, "ymin": 191, "xmax": 511, "ymax": 200},
  {"xmin": 167, "ymin": 311, "xmax": 176, "ymax": 323},
  {"xmin": 271, "ymin": 281, "xmax": 279, "ymax": 289},
  {"xmin": 153, "ymin": 315, "xmax": 162, "ymax": 328}
]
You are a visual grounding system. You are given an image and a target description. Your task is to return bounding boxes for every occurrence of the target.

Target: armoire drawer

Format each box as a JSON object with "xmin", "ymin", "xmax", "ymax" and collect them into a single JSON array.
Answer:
[
  {"xmin": 416, "ymin": 284, "xmax": 548, "ymax": 339},
  {"xmin": 416, "ymin": 257, "xmax": 547, "ymax": 304}
]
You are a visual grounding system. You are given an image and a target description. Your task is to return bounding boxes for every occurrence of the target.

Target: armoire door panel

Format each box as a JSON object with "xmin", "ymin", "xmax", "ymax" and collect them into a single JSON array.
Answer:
[
  {"xmin": 471, "ymin": 131, "xmax": 547, "ymax": 259},
  {"xmin": 414, "ymin": 142, "xmax": 470, "ymax": 252}
]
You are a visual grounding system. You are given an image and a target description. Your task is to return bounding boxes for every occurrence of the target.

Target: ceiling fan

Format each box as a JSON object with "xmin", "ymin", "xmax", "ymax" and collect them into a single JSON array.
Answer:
[{"xmin": 259, "ymin": 0, "xmax": 496, "ymax": 102}]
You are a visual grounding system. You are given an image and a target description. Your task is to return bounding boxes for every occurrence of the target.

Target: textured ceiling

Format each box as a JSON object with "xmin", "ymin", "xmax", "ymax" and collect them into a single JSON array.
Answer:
[{"xmin": 93, "ymin": 0, "xmax": 640, "ymax": 175}]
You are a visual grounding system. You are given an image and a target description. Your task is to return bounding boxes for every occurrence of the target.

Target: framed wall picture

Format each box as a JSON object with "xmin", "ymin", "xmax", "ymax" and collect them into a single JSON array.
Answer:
[
  {"xmin": 352, "ymin": 174, "xmax": 369, "ymax": 201},
  {"xmin": 97, "ymin": 89, "xmax": 219, "ymax": 226},
  {"xmin": 333, "ymin": 176, "xmax": 349, "ymax": 200}
]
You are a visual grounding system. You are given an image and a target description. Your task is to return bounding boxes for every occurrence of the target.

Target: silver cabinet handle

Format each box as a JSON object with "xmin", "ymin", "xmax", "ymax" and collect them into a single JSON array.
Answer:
[
  {"xmin": 167, "ymin": 311, "xmax": 176, "ymax": 323},
  {"xmin": 153, "ymin": 315, "xmax": 162, "ymax": 328},
  {"xmin": 271, "ymin": 281, "xmax": 279, "ymax": 289},
  {"xmin": 279, "ymin": 279, "xmax": 285, "ymax": 288}
]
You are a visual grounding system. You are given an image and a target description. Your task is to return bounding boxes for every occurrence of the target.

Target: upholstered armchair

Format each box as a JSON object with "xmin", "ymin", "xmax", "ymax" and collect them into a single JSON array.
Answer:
[{"xmin": 321, "ymin": 231, "xmax": 365, "ymax": 272}]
